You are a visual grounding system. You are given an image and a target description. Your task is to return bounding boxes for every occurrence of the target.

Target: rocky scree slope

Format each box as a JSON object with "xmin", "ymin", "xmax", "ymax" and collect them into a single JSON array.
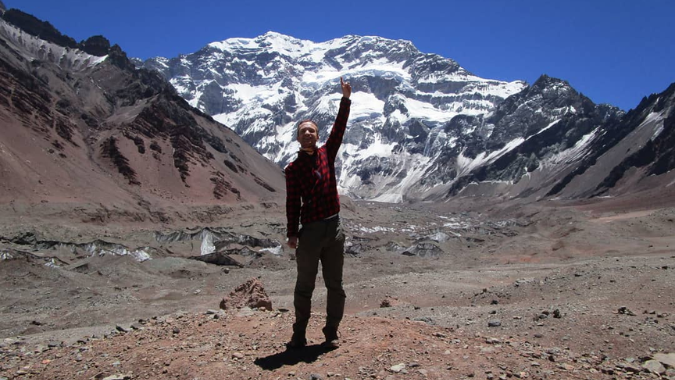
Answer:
[{"xmin": 0, "ymin": 10, "xmax": 284, "ymax": 226}]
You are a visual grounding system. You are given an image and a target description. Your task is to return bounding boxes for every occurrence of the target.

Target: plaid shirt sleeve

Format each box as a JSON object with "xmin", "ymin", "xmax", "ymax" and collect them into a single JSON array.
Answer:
[
  {"xmin": 325, "ymin": 97, "xmax": 351, "ymax": 160},
  {"xmin": 285, "ymin": 162, "xmax": 301, "ymax": 238}
]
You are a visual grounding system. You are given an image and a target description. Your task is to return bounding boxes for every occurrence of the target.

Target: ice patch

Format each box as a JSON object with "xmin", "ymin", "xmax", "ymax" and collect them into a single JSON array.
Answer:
[
  {"xmin": 45, "ymin": 258, "xmax": 59, "ymax": 268},
  {"xmin": 356, "ymin": 225, "xmax": 395, "ymax": 233},
  {"xmin": 260, "ymin": 245, "xmax": 283, "ymax": 256},
  {"xmin": 85, "ymin": 242, "xmax": 152, "ymax": 262},
  {"xmin": 427, "ymin": 231, "xmax": 452, "ymax": 242},
  {"xmin": 201, "ymin": 231, "xmax": 216, "ymax": 256}
]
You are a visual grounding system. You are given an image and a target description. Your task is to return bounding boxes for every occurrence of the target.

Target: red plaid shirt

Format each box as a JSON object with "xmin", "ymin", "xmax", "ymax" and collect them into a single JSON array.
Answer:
[{"xmin": 285, "ymin": 97, "xmax": 351, "ymax": 238}]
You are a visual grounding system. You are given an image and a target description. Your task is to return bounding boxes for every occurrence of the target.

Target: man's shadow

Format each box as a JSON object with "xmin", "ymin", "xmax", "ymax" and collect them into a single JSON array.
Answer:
[{"xmin": 254, "ymin": 344, "xmax": 335, "ymax": 370}]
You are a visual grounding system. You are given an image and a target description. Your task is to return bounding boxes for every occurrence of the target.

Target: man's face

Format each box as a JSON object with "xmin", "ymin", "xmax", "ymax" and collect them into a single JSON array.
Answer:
[{"xmin": 297, "ymin": 122, "xmax": 318, "ymax": 149}]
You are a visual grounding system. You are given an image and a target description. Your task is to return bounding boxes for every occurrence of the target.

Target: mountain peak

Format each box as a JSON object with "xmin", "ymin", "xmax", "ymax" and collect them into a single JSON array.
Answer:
[
  {"xmin": 532, "ymin": 74, "xmax": 570, "ymax": 89},
  {"xmin": 259, "ymin": 31, "xmax": 296, "ymax": 40},
  {"xmin": 256, "ymin": 31, "xmax": 303, "ymax": 44},
  {"xmin": 207, "ymin": 32, "xmax": 315, "ymax": 58}
]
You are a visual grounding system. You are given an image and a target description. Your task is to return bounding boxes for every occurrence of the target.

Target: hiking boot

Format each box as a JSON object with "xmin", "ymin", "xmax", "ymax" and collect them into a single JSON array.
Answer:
[
  {"xmin": 321, "ymin": 326, "xmax": 340, "ymax": 349},
  {"xmin": 286, "ymin": 333, "xmax": 307, "ymax": 349}
]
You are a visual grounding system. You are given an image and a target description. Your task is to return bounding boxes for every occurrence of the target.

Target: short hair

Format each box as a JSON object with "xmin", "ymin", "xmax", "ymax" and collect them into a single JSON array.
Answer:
[{"xmin": 297, "ymin": 120, "xmax": 318, "ymax": 137}]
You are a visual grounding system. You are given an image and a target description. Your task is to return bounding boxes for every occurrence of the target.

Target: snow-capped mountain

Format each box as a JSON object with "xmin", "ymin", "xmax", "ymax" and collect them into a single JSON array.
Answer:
[
  {"xmin": 140, "ymin": 32, "xmax": 533, "ymax": 201},
  {"xmin": 138, "ymin": 32, "xmax": 675, "ymax": 203},
  {"xmin": 3, "ymin": 3, "xmax": 675, "ymax": 224}
]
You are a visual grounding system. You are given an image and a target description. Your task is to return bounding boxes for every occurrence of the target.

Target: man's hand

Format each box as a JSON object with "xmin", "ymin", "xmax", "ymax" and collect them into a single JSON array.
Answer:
[
  {"xmin": 287, "ymin": 236, "xmax": 298, "ymax": 249},
  {"xmin": 341, "ymin": 77, "xmax": 351, "ymax": 99}
]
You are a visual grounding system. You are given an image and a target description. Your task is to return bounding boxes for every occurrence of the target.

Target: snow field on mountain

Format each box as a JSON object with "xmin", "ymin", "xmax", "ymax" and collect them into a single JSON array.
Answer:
[
  {"xmin": 541, "ymin": 129, "xmax": 598, "ymax": 167},
  {"xmin": 456, "ymin": 137, "xmax": 526, "ymax": 177},
  {"xmin": 349, "ymin": 92, "xmax": 385, "ymax": 122},
  {"xmin": 370, "ymin": 155, "xmax": 434, "ymax": 203}
]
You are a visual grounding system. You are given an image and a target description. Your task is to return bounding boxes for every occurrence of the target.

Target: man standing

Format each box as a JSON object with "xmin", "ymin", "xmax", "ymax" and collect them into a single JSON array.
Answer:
[{"xmin": 285, "ymin": 77, "xmax": 351, "ymax": 349}]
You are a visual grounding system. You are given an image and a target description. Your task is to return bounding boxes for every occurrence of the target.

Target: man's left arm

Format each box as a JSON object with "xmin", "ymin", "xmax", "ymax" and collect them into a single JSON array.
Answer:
[{"xmin": 326, "ymin": 77, "xmax": 351, "ymax": 160}]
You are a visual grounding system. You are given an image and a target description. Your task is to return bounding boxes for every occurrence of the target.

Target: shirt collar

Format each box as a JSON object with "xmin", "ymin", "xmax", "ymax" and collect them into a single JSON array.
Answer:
[{"xmin": 299, "ymin": 147, "xmax": 316, "ymax": 156}]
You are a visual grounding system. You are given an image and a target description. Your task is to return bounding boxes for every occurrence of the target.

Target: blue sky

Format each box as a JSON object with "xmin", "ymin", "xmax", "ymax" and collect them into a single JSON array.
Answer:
[{"xmin": 6, "ymin": 0, "xmax": 675, "ymax": 111}]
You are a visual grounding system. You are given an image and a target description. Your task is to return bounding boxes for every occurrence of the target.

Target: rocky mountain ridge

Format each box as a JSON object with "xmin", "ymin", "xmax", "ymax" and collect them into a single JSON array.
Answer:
[
  {"xmin": 1, "ymin": 8, "xmax": 111, "ymax": 56},
  {"xmin": 0, "ymin": 11, "xmax": 285, "ymax": 228}
]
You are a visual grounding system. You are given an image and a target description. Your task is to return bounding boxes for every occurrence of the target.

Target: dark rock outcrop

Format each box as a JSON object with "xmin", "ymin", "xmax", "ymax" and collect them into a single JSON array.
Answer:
[
  {"xmin": 2, "ymin": 9, "xmax": 78, "ymax": 48},
  {"xmin": 100, "ymin": 136, "xmax": 140, "ymax": 185},
  {"xmin": 190, "ymin": 252, "xmax": 243, "ymax": 267},
  {"xmin": 79, "ymin": 35, "xmax": 111, "ymax": 56}
]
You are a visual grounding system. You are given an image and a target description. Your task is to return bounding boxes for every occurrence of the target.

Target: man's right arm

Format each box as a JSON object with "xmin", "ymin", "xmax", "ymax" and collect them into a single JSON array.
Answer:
[{"xmin": 285, "ymin": 164, "xmax": 301, "ymax": 247}]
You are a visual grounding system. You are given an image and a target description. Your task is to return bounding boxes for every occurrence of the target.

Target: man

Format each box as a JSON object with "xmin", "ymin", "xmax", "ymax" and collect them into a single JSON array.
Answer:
[{"xmin": 285, "ymin": 77, "xmax": 351, "ymax": 349}]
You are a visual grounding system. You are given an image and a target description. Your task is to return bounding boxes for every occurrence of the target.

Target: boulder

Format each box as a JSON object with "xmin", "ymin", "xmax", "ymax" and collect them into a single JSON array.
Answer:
[
  {"xmin": 653, "ymin": 353, "xmax": 675, "ymax": 368},
  {"xmin": 379, "ymin": 296, "xmax": 401, "ymax": 308},
  {"xmin": 643, "ymin": 360, "xmax": 666, "ymax": 375}
]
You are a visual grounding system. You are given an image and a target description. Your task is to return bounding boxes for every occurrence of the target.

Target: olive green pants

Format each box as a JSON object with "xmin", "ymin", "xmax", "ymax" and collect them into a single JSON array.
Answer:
[{"xmin": 293, "ymin": 216, "xmax": 346, "ymax": 336}]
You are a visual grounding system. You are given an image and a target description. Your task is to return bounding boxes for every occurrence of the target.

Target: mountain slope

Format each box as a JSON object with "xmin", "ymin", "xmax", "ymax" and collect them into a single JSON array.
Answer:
[
  {"xmin": 0, "ymin": 12, "xmax": 285, "ymax": 226},
  {"xmin": 546, "ymin": 82, "xmax": 675, "ymax": 199},
  {"xmin": 434, "ymin": 75, "xmax": 622, "ymax": 199}
]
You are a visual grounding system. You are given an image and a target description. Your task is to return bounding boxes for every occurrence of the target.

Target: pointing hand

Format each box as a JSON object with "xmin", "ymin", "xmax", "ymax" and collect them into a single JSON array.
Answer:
[{"xmin": 340, "ymin": 77, "xmax": 351, "ymax": 99}]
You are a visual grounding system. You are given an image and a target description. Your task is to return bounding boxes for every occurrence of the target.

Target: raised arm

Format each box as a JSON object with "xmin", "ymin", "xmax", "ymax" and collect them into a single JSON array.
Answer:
[{"xmin": 325, "ymin": 77, "xmax": 351, "ymax": 160}]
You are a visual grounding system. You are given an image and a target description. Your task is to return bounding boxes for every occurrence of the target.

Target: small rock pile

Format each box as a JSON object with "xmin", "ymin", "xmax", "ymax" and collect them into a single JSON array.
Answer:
[{"xmin": 219, "ymin": 278, "xmax": 273, "ymax": 311}]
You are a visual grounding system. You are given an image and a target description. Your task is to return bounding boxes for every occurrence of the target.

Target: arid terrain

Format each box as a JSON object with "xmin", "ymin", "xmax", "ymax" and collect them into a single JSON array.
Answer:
[
  {"xmin": 1, "ymin": 195, "xmax": 674, "ymax": 380},
  {"xmin": 1, "ymin": 5, "xmax": 674, "ymax": 380}
]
